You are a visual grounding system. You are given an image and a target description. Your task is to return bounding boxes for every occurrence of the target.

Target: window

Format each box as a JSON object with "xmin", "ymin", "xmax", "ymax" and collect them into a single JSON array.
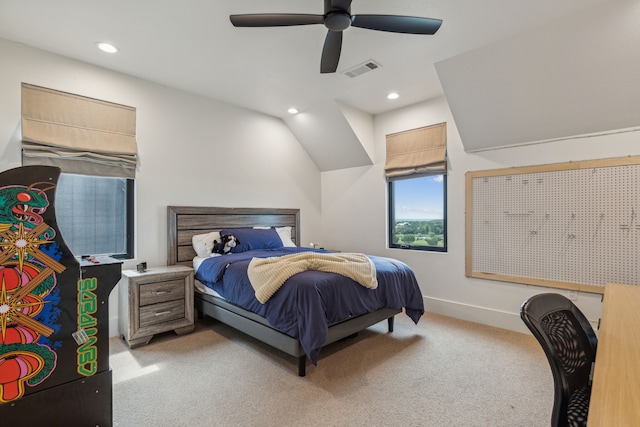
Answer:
[
  {"xmin": 55, "ymin": 173, "xmax": 134, "ymax": 259},
  {"xmin": 385, "ymin": 122, "xmax": 447, "ymax": 252},
  {"xmin": 388, "ymin": 174, "xmax": 447, "ymax": 252}
]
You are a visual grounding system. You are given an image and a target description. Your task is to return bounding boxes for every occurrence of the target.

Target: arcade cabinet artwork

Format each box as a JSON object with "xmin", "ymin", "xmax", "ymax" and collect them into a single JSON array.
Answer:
[{"xmin": 0, "ymin": 166, "xmax": 121, "ymax": 426}]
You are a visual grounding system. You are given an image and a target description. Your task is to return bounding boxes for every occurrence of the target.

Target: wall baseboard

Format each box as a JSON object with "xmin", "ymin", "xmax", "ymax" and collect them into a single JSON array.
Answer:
[
  {"xmin": 424, "ymin": 296, "xmax": 531, "ymax": 335},
  {"xmin": 109, "ymin": 296, "xmax": 533, "ymax": 338}
]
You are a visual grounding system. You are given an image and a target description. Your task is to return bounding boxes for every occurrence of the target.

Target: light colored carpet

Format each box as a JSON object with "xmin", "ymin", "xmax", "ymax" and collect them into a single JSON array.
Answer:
[{"xmin": 110, "ymin": 312, "xmax": 552, "ymax": 427}]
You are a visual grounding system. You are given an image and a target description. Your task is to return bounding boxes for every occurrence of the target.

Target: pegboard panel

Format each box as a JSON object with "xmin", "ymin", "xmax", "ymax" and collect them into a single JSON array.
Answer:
[{"xmin": 465, "ymin": 156, "xmax": 640, "ymax": 294}]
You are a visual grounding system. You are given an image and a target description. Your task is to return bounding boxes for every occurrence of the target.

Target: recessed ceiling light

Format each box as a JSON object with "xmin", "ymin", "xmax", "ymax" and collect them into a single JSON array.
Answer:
[
  {"xmin": 96, "ymin": 42, "xmax": 118, "ymax": 53},
  {"xmin": 288, "ymin": 107, "xmax": 299, "ymax": 115},
  {"xmin": 387, "ymin": 92, "xmax": 399, "ymax": 100}
]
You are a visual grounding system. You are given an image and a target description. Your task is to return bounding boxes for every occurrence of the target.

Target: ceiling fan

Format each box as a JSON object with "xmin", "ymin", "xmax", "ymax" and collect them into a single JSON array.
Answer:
[{"xmin": 230, "ymin": 0, "xmax": 442, "ymax": 74}]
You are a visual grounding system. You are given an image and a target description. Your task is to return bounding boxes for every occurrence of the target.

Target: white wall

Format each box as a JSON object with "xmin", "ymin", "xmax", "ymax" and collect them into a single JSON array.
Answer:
[
  {"xmin": 0, "ymin": 39, "xmax": 323, "ymax": 336},
  {"xmin": 322, "ymin": 95, "xmax": 640, "ymax": 333},
  {"xmin": 4, "ymin": 36, "xmax": 637, "ymax": 338}
]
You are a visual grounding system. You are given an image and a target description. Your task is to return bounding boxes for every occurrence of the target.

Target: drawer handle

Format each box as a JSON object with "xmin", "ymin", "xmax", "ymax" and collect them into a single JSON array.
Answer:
[
  {"xmin": 154, "ymin": 290, "xmax": 172, "ymax": 295},
  {"xmin": 154, "ymin": 311, "xmax": 172, "ymax": 316}
]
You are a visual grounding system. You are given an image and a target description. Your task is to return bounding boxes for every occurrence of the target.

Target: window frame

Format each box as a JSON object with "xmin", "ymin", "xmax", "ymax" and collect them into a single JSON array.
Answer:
[
  {"xmin": 387, "ymin": 173, "xmax": 447, "ymax": 253},
  {"xmin": 55, "ymin": 173, "xmax": 135, "ymax": 259},
  {"xmin": 118, "ymin": 178, "xmax": 135, "ymax": 260}
]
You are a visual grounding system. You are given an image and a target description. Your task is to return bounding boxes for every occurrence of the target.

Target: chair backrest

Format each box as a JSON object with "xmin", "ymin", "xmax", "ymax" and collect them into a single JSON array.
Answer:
[{"xmin": 520, "ymin": 293, "xmax": 598, "ymax": 427}]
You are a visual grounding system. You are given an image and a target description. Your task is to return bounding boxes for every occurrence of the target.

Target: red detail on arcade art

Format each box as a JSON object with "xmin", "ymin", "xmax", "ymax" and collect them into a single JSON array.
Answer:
[
  {"xmin": 0, "ymin": 261, "xmax": 57, "ymax": 403},
  {"xmin": 0, "ymin": 262, "xmax": 50, "ymax": 344},
  {"xmin": 16, "ymin": 192, "xmax": 32, "ymax": 203},
  {"xmin": 0, "ymin": 349, "xmax": 47, "ymax": 403}
]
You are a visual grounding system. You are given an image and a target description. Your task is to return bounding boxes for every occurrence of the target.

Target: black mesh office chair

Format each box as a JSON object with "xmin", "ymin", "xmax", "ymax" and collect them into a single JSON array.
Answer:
[{"xmin": 520, "ymin": 293, "xmax": 598, "ymax": 427}]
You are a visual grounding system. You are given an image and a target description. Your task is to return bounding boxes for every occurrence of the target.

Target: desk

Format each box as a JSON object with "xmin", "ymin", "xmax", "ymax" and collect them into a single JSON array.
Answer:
[{"xmin": 587, "ymin": 283, "xmax": 640, "ymax": 426}]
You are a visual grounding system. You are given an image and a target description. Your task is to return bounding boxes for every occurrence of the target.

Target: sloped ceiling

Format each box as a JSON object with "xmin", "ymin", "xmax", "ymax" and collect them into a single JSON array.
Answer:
[
  {"xmin": 283, "ymin": 100, "xmax": 373, "ymax": 171},
  {"xmin": 435, "ymin": 0, "xmax": 640, "ymax": 152},
  {"xmin": 0, "ymin": 0, "xmax": 619, "ymax": 166}
]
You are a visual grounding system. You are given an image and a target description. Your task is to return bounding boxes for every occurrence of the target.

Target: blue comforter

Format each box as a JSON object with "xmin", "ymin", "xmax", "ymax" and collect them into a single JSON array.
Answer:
[{"xmin": 195, "ymin": 247, "xmax": 424, "ymax": 364}]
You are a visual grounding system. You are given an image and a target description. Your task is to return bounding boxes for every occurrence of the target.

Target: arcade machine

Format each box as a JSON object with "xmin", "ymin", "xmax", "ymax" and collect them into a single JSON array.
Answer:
[{"xmin": 0, "ymin": 166, "xmax": 121, "ymax": 426}]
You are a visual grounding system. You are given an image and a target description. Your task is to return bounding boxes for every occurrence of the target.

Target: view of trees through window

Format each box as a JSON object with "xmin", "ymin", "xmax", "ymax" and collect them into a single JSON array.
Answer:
[
  {"xmin": 389, "ymin": 174, "xmax": 446, "ymax": 251},
  {"xmin": 394, "ymin": 219, "xmax": 445, "ymax": 248}
]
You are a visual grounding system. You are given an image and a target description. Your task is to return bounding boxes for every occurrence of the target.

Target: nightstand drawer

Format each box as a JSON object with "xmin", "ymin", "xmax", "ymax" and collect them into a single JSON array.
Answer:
[
  {"xmin": 139, "ymin": 279, "xmax": 185, "ymax": 306},
  {"xmin": 139, "ymin": 300, "xmax": 185, "ymax": 327}
]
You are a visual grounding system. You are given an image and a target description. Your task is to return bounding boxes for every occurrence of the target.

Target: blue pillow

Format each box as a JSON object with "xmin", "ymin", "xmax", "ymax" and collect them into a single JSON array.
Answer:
[{"xmin": 220, "ymin": 227, "xmax": 283, "ymax": 253}]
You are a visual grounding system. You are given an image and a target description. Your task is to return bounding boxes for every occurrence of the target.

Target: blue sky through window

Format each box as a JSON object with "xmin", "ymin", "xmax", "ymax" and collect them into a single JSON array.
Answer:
[{"xmin": 394, "ymin": 175, "xmax": 444, "ymax": 220}]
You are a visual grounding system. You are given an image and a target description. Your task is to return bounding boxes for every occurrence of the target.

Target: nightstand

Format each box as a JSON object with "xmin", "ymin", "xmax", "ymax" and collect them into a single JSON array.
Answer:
[{"xmin": 119, "ymin": 265, "xmax": 194, "ymax": 348}]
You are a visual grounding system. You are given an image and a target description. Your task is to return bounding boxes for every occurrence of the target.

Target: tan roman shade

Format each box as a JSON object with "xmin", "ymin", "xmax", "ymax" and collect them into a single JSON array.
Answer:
[
  {"xmin": 21, "ymin": 83, "xmax": 138, "ymax": 178},
  {"xmin": 384, "ymin": 122, "xmax": 447, "ymax": 178}
]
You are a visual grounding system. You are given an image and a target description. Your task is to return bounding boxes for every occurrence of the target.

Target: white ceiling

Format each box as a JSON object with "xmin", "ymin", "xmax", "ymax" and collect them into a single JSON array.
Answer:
[
  {"xmin": 436, "ymin": 0, "xmax": 640, "ymax": 152},
  {"xmin": 0, "ymin": 0, "xmax": 615, "ymax": 168}
]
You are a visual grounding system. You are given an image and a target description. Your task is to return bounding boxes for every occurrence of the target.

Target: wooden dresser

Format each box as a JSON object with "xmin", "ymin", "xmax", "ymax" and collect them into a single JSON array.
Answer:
[{"xmin": 119, "ymin": 265, "xmax": 194, "ymax": 348}]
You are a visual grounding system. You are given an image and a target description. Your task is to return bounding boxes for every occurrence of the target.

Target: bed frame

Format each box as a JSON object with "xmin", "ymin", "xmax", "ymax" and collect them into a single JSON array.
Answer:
[{"xmin": 167, "ymin": 206, "xmax": 400, "ymax": 376}]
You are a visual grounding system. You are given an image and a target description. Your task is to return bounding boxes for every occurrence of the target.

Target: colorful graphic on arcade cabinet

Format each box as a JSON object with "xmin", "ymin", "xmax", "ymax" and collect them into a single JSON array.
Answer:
[{"xmin": 0, "ymin": 182, "xmax": 65, "ymax": 403}]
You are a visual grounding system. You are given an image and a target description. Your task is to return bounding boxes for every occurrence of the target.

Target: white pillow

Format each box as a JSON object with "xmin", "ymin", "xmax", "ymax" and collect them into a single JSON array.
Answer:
[
  {"xmin": 252, "ymin": 226, "xmax": 296, "ymax": 247},
  {"xmin": 276, "ymin": 226, "xmax": 296, "ymax": 247},
  {"xmin": 192, "ymin": 231, "xmax": 221, "ymax": 258}
]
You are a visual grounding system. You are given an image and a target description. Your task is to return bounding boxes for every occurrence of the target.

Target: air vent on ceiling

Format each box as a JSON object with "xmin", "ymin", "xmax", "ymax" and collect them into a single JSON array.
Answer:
[{"xmin": 343, "ymin": 60, "xmax": 382, "ymax": 78}]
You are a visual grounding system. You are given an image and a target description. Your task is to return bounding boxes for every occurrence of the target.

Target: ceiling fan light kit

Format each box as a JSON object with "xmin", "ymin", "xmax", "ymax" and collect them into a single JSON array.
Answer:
[{"xmin": 230, "ymin": 0, "xmax": 442, "ymax": 74}]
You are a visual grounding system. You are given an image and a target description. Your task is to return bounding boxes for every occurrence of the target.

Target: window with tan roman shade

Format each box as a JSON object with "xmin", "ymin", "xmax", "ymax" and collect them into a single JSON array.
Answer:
[
  {"xmin": 21, "ymin": 83, "xmax": 138, "ymax": 178},
  {"xmin": 384, "ymin": 122, "xmax": 446, "ymax": 179}
]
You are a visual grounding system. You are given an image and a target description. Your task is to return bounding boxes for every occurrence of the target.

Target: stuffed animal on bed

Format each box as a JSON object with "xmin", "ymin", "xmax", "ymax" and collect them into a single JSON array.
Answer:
[{"xmin": 212, "ymin": 235, "xmax": 240, "ymax": 255}]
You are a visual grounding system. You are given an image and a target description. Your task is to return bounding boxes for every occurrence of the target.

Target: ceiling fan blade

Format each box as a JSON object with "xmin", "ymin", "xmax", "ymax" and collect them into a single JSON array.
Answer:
[
  {"xmin": 230, "ymin": 14, "xmax": 324, "ymax": 27},
  {"xmin": 320, "ymin": 30, "xmax": 343, "ymax": 74},
  {"xmin": 351, "ymin": 15, "xmax": 442, "ymax": 35}
]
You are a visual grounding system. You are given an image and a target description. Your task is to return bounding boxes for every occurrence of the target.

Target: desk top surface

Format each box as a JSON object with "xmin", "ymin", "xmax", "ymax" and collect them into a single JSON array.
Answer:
[{"xmin": 588, "ymin": 283, "xmax": 640, "ymax": 426}]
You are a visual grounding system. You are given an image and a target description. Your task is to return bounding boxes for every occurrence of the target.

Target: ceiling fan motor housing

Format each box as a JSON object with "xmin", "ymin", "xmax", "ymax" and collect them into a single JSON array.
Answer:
[{"xmin": 325, "ymin": 11, "xmax": 352, "ymax": 31}]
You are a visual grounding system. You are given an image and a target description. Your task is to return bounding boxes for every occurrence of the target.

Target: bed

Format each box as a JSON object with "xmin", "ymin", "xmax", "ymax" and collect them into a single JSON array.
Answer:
[{"xmin": 167, "ymin": 206, "xmax": 424, "ymax": 376}]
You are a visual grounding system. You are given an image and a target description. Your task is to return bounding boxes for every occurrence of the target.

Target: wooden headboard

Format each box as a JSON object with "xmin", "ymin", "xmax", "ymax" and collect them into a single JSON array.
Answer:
[{"xmin": 167, "ymin": 206, "xmax": 300, "ymax": 267}]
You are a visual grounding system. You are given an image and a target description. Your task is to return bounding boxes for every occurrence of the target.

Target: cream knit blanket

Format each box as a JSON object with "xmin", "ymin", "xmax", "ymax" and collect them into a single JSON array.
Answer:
[{"xmin": 248, "ymin": 252, "xmax": 378, "ymax": 303}]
